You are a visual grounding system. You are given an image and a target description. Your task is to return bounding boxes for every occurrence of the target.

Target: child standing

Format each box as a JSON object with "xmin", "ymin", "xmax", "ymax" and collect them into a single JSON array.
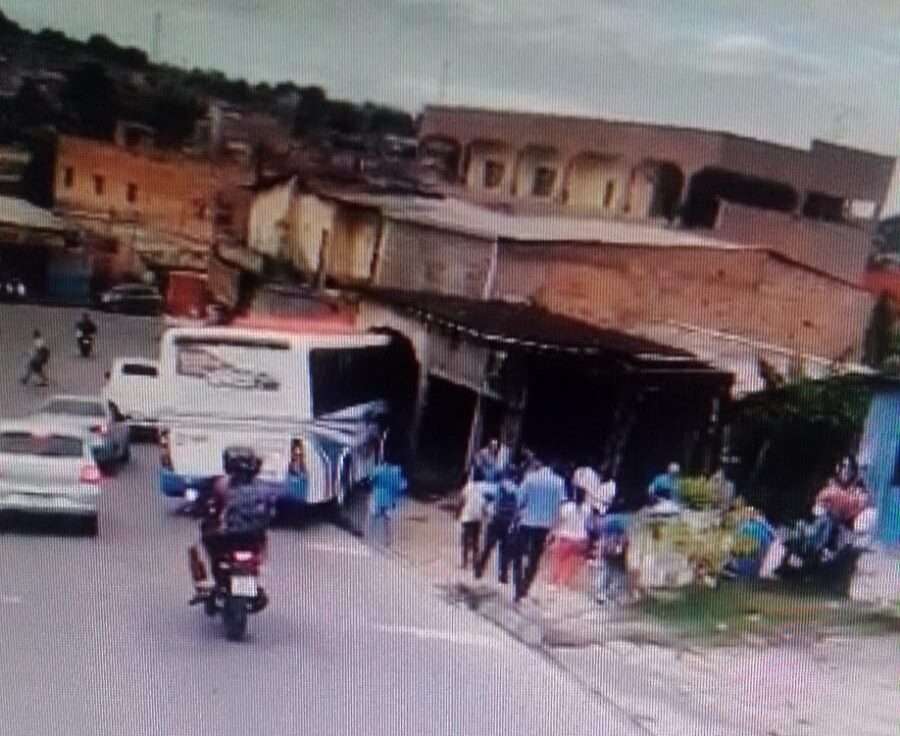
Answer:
[
  {"xmin": 457, "ymin": 479, "xmax": 492, "ymax": 569},
  {"xmin": 589, "ymin": 516, "xmax": 629, "ymax": 604}
]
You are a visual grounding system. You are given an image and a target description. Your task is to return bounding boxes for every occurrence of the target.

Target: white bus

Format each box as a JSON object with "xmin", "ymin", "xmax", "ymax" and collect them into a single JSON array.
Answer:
[{"xmin": 156, "ymin": 327, "xmax": 400, "ymax": 506}]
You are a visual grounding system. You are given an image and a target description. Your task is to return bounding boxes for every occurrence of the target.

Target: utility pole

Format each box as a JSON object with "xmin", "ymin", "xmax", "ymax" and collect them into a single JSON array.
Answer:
[{"xmin": 152, "ymin": 11, "xmax": 162, "ymax": 64}]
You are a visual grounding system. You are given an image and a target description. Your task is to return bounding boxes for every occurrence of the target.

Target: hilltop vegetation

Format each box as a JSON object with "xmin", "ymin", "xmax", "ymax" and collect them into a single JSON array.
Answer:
[{"xmin": 0, "ymin": 11, "xmax": 414, "ymax": 146}]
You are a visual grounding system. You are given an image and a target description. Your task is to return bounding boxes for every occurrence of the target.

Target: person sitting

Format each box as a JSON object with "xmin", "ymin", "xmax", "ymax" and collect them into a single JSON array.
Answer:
[
  {"xmin": 785, "ymin": 455, "xmax": 872, "ymax": 567},
  {"xmin": 813, "ymin": 455, "xmax": 871, "ymax": 527},
  {"xmin": 648, "ymin": 462, "xmax": 681, "ymax": 504}
]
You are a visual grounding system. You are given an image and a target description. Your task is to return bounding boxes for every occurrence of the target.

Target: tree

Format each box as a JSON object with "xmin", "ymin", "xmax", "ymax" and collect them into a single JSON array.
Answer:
[
  {"xmin": 292, "ymin": 86, "xmax": 328, "ymax": 137},
  {"xmin": 86, "ymin": 34, "xmax": 149, "ymax": 69},
  {"xmin": 145, "ymin": 86, "xmax": 203, "ymax": 147},
  {"xmin": 728, "ymin": 376, "xmax": 872, "ymax": 523},
  {"xmin": 61, "ymin": 63, "xmax": 121, "ymax": 140},
  {"xmin": 863, "ymin": 293, "xmax": 895, "ymax": 369},
  {"xmin": 369, "ymin": 106, "xmax": 415, "ymax": 137},
  {"xmin": 0, "ymin": 10, "xmax": 22, "ymax": 38},
  {"xmin": 327, "ymin": 99, "xmax": 366, "ymax": 135},
  {"xmin": 13, "ymin": 80, "xmax": 56, "ymax": 129}
]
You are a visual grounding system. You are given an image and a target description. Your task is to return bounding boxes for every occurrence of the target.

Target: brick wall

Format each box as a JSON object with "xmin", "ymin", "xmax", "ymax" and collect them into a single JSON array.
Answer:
[
  {"xmin": 714, "ymin": 202, "xmax": 873, "ymax": 282},
  {"xmin": 491, "ymin": 242, "xmax": 874, "ymax": 360},
  {"xmin": 54, "ymin": 135, "xmax": 243, "ymax": 244}
]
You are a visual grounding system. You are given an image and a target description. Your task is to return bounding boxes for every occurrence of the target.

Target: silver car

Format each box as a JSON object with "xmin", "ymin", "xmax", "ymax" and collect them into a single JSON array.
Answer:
[
  {"xmin": 0, "ymin": 421, "xmax": 101, "ymax": 535},
  {"xmin": 33, "ymin": 395, "xmax": 131, "ymax": 470}
]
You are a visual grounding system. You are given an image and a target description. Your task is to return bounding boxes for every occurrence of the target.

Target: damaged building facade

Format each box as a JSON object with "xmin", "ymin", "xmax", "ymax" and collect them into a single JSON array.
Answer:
[
  {"xmin": 52, "ymin": 130, "xmax": 248, "ymax": 275},
  {"xmin": 418, "ymin": 106, "xmax": 895, "ymax": 282},
  {"xmin": 240, "ymin": 181, "xmax": 876, "ymax": 494}
]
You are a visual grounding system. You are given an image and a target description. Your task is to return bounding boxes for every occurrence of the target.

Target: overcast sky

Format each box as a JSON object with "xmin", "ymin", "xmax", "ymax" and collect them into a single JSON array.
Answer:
[{"xmin": 6, "ymin": 1, "xmax": 900, "ymax": 207}]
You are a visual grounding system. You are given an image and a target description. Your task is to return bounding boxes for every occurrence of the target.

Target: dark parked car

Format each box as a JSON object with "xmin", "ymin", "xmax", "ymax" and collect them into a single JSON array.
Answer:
[{"xmin": 99, "ymin": 284, "xmax": 163, "ymax": 315}]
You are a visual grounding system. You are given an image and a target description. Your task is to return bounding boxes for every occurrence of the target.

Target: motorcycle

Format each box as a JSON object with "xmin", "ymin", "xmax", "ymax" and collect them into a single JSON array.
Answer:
[
  {"xmin": 76, "ymin": 329, "xmax": 94, "ymax": 358},
  {"xmin": 186, "ymin": 469, "xmax": 273, "ymax": 642}
]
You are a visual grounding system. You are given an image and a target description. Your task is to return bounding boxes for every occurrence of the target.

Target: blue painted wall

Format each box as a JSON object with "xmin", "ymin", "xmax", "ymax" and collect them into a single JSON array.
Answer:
[{"xmin": 859, "ymin": 388, "xmax": 900, "ymax": 544}]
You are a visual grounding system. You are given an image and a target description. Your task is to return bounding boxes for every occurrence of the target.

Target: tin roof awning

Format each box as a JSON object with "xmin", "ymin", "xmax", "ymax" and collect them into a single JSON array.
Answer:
[
  {"xmin": 0, "ymin": 195, "xmax": 71, "ymax": 234},
  {"xmin": 361, "ymin": 289, "xmax": 721, "ymax": 370}
]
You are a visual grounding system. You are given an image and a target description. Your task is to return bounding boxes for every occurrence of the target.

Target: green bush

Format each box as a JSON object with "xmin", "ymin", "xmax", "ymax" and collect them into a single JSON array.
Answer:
[{"xmin": 680, "ymin": 476, "xmax": 719, "ymax": 510}]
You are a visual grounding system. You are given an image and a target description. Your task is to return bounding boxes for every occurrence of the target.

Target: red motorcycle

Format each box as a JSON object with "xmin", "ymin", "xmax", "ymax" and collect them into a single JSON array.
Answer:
[
  {"xmin": 190, "ymin": 530, "xmax": 268, "ymax": 641},
  {"xmin": 187, "ymin": 450, "xmax": 273, "ymax": 641}
]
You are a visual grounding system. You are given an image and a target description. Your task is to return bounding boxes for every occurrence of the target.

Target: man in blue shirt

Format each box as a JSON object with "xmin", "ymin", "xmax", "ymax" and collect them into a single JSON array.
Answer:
[
  {"xmin": 473, "ymin": 479, "xmax": 520, "ymax": 584},
  {"xmin": 471, "ymin": 438, "xmax": 511, "ymax": 482},
  {"xmin": 511, "ymin": 457, "xmax": 565, "ymax": 602},
  {"xmin": 367, "ymin": 463, "xmax": 407, "ymax": 547}
]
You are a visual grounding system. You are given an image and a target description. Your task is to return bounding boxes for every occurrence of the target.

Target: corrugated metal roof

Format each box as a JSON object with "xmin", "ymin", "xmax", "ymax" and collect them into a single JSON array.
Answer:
[
  {"xmin": 634, "ymin": 321, "xmax": 873, "ymax": 396},
  {"xmin": 0, "ymin": 195, "xmax": 70, "ymax": 233},
  {"xmin": 321, "ymin": 191, "xmax": 745, "ymax": 249},
  {"xmin": 362, "ymin": 288, "xmax": 721, "ymax": 368}
]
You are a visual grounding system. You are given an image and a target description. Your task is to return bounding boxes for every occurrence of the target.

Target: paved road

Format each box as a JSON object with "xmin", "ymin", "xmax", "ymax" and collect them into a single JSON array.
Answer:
[{"xmin": 0, "ymin": 305, "xmax": 644, "ymax": 736}]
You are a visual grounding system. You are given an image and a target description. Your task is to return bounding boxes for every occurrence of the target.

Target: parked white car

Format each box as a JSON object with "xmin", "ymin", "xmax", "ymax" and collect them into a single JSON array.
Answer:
[
  {"xmin": 32, "ymin": 395, "xmax": 131, "ymax": 470},
  {"xmin": 102, "ymin": 358, "xmax": 161, "ymax": 435},
  {"xmin": 0, "ymin": 420, "xmax": 102, "ymax": 535}
]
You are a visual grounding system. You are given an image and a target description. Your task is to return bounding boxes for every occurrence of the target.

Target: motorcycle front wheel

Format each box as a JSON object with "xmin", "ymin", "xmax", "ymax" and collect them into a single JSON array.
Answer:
[{"xmin": 223, "ymin": 596, "xmax": 249, "ymax": 641}]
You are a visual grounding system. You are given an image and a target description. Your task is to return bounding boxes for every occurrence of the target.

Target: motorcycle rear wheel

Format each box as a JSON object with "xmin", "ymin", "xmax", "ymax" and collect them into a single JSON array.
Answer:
[{"xmin": 223, "ymin": 596, "xmax": 248, "ymax": 641}]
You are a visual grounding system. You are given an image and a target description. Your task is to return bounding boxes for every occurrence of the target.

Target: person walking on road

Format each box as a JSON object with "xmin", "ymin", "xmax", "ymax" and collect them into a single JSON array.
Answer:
[
  {"xmin": 512, "ymin": 458, "xmax": 565, "ymax": 602},
  {"xmin": 473, "ymin": 479, "xmax": 520, "ymax": 583},
  {"xmin": 547, "ymin": 484, "xmax": 591, "ymax": 589},
  {"xmin": 20, "ymin": 329, "xmax": 50, "ymax": 387},
  {"xmin": 367, "ymin": 462, "xmax": 407, "ymax": 548},
  {"xmin": 457, "ymin": 478, "xmax": 491, "ymax": 569}
]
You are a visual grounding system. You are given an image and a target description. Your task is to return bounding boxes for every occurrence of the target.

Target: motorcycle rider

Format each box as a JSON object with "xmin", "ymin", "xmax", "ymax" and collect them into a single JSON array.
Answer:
[
  {"xmin": 75, "ymin": 312, "xmax": 97, "ymax": 355},
  {"xmin": 76, "ymin": 312, "xmax": 97, "ymax": 340},
  {"xmin": 189, "ymin": 447, "xmax": 273, "ymax": 603}
]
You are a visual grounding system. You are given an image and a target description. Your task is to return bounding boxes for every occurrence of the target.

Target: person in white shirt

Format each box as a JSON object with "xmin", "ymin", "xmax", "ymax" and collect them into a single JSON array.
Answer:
[
  {"xmin": 547, "ymin": 485, "xmax": 591, "ymax": 587},
  {"xmin": 457, "ymin": 479, "xmax": 493, "ymax": 569},
  {"xmin": 573, "ymin": 465, "xmax": 618, "ymax": 513}
]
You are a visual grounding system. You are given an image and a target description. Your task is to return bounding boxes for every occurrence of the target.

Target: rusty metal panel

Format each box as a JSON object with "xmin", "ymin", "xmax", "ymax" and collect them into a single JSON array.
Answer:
[
  {"xmin": 207, "ymin": 253, "xmax": 242, "ymax": 308},
  {"xmin": 427, "ymin": 329, "xmax": 490, "ymax": 393}
]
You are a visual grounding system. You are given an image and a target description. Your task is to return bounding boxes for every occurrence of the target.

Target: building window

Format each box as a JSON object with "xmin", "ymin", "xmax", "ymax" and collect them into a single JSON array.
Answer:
[
  {"xmin": 531, "ymin": 166, "xmax": 556, "ymax": 197},
  {"xmin": 603, "ymin": 180, "xmax": 617, "ymax": 209},
  {"xmin": 126, "ymin": 183, "xmax": 137, "ymax": 204},
  {"xmin": 803, "ymin": 191, "xmax": 846, "ymax": 223},
  {"xmin": 483, "ymin": 160, "xmax": 505, "ymax": 189},
  {"xmin": 63, "ymin": 166, "xmax": 74, "ymax": 188},
  {"xmin": 93, "ymin": 175, "xmax": 105, "ymax": 196}
]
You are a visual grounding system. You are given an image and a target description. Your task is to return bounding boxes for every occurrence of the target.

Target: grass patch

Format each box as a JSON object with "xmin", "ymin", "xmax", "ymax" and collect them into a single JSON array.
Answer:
[{"xmin": 640, "ymin": 580, "xmax": 900, "ymax": 645}]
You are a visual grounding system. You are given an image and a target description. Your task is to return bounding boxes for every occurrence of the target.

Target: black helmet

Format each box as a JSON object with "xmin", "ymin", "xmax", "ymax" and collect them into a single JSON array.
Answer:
[{"xmin": 223, "ymin": 446, "xmax": 261, "ymax": 480}]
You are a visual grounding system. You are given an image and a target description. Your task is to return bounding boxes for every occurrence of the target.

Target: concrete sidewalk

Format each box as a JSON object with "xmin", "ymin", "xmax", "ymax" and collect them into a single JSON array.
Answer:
[{"xmin": 350, "ymin": 494, "xmax": 900, "ymax": 736}]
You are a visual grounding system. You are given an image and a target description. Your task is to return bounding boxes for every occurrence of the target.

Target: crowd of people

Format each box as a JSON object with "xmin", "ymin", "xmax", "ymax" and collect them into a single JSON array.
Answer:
[
  {"xmin": 455, "ymin": 440, "xmax": 878, "ymax": 602},
  {"xmin": 456, "ymin": 439, "xmax": 635, "ymax": 604}
]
